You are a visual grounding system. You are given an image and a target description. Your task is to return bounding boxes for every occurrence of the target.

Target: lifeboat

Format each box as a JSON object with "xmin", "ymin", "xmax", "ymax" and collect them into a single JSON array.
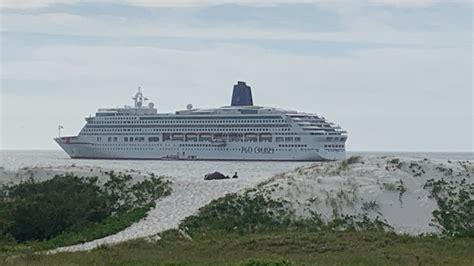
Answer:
[
  {"xmin": 186, "ymin": 133, "xmax": 198, "ymax": 141},
  {"xmin": 229, "ymin": 133, "xmax": 243, "ymax": 142},
  {"xmin": 199, "ymin": 133, "xmax": 212, "ymax": 141},
  {"xmin": 211, "ymin": 139, "xmax": 226, "ymax": 147},
  {"xmin": 244, "ymin": 133, "xmax": 258, "ymax": 142},
  {"xmin": 171, "ymin": 133, "xmax": 184, "ymax": 141},
  {"xmin": 245, "ymin": 133, "xmax": 258, "ymax": 140},
  {"xmin": 259, "ymin": 133, "xmax": 272, "ymax": 141},
  {"xmin": 213, "ymin": 133, "xmax": 226, "ymax": 141}
]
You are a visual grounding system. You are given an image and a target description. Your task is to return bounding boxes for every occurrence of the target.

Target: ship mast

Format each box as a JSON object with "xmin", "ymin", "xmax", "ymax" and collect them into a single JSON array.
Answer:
[
  {"xmin": 58, "ymin": 125, "xmax": 64, "ymax": 137},
  {"xmin": 132, "ymin": 87, "xmax": 148, "ymax": 108}
]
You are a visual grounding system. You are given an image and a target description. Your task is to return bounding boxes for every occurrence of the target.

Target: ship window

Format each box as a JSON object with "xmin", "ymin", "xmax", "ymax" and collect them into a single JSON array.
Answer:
[
  {"xmin": 108, "ymin": 137, "xmax": 112, "ymax": 142},
  {"xmin": 124, "ymin": 137, "xmax": 128, "ymax": 142}
]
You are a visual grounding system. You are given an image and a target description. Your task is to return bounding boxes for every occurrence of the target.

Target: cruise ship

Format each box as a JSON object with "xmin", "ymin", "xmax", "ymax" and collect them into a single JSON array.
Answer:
[{"xmin": 55, "ymin": 82, "xmax": 347, "ymax": 161}]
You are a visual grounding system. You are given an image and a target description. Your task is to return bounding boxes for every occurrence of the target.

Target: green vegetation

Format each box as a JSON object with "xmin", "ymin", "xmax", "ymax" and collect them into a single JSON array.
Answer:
[
  {"xmin": 382, "ymin": 182, "xmax": 397, "ymax": 192},
  {"xmin": 347, "ymin": 155, "xmax": 362, "ymax": 164},
  {"xmin": 0, "ymin": 175, "xmax": 111, "ymax": 243},
  {"xmin": 181, "ymin": 193, "xmax": 297, "ymax": 235},
  {"xmin": 28, "ymin": 207, "xmax": 150, "ymax": 251},
  {"xmin": 397, "ymin": 179, "xmax": 407, "ymax": 203},
  {"xmin": 335, "ymin": 156, "xmax": 362, "ymax": 173},
  {"xmin": 0, "ymin": 172, "xmax": 171, "ymax": 253},
  {"xmin": 388, "ymin": 158, "xmax": 400, "ymax": 165},
  {"xmin": 424, "ymin": 178, "xmax": 474, "ymax": 237},
  {"xmin": 338, "ymin": 160, "xmax": 349, "ymax": 171},
  {"xmin": 3, "ymin": 230, "xmax": 473, "ymax": 265},
  {"xmin": 181, "ymin": 192, "xmax": 391, "ymax": 237},
  {"xmin": 2, "ymin": 159, "xmax": 473, "ymax": 265},
  {"xmin": 361, "ymin": 200, "xmax": 380, "ymax": 212},
  {"xmin": 240, "ymin": 258, "xmax": 292, "ymax": 266}
]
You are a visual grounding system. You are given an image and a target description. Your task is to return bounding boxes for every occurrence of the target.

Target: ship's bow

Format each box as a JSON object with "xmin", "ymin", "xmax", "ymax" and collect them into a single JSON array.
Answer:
[{"xmin": 54, "ymin": 136, "xmax": 78, "ymax": 158}]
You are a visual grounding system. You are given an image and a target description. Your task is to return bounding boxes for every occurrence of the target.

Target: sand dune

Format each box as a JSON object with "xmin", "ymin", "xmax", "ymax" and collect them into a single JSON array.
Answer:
[
  {"xmin": 52, "ymin": 178, "xmax": 257, "ymax": 253},
  {"xmin": 2, "ymin": 156, "xmax": 472, "ymax": 253},
  {"xmin": 254, "ymin": 156, "xmax": 472, "ymax": 235}
]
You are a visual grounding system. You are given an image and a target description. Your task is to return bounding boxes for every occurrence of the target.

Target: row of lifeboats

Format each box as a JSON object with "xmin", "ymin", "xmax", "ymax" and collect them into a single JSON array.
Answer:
[{"xmin": 170, "ymin": 132, "xmax": 272, "ymax": 142}]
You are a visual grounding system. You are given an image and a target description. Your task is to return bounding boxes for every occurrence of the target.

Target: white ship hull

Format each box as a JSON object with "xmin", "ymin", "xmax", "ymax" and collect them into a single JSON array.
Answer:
[{"xmin": 55, "ymin": 137, "xmax": 345, "ymax": 161}]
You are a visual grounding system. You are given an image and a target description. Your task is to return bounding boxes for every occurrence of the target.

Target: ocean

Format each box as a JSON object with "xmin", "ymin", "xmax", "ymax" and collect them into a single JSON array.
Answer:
[{"xmin": 0, "ymin": 150, "xmax": 472, "ymax": 182}]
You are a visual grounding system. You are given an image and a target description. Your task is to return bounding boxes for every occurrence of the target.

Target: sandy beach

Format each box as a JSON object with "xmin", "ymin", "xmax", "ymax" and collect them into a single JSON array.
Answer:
[{"xmin": 1, "ymin": 156, "xmax": 472, "ymax": 253}]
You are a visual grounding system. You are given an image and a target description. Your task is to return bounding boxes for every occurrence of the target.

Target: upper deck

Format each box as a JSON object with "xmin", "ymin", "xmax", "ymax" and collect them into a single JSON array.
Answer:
[{"xmin": 86, "ymin": 82, "xmax": 347, "ymax": 137}]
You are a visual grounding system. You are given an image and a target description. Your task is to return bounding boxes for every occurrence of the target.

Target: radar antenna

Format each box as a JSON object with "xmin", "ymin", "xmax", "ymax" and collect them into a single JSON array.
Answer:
[{"xmin": 132, "ymin": 87, "xmax": 148, "ymax": 108}]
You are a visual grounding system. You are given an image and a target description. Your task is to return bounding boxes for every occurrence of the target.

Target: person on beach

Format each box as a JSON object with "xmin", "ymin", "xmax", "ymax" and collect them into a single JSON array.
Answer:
[{"xmin": 232, "ymin": 172, "xmax": 238, "ymax": 179}]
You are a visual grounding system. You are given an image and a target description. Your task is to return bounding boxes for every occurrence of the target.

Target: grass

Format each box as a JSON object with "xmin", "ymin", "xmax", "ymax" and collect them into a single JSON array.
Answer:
[
  {"xmin": 0, "ymin": 207, "xmax": 151, "ymax": 260},
  {"xmin": 0, "ymin": 173, "xmax": 172, "ymax": 256},
  {"xmin": 181, "ymin": 191, "xmax": 391, "ymax": 236},
  {"xmin": 33, "ymin": 206, "xmax": 151, "ymax": 250},
  {"xmin": 3, "ymin": 230, "xmax": 473, "ymax": 265}
]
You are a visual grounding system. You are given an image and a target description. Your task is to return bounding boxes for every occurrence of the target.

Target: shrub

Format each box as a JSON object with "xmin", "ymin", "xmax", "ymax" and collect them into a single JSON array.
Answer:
[
  {"xmin": 181, "ymin": 193, "xmax": 292, "ymax": 235},
  {"xmin": 338, "ymin": 160, "xmax": 349, "ymax": 171},
  {"xmin": 388, "ymin": 158, "xmax": 400, "ymax": 164},
  {"xmin": 362, "ymin": 201, "xmax": 380, "ymax": 212},
  {"xmin": 382, "ymin": 182, "xmax": 397, "ymax": 192},
  {"xmin": 0, "ymin": 172, "xmax": 171, "ymax": 245},
  {"xmin": 424, "ymin": 178, "xmax": 474, "ymax": 237},
  {"xmin": 0, "ymin": 175, "xmax": 113, "ymax": 242},
  {"xmin": 347, "ymin": 156, "xmax": 362, "ymax": 164},
  {"xmin": 181, "ymin": 191, "xmax": 391, "ymax": 237}
]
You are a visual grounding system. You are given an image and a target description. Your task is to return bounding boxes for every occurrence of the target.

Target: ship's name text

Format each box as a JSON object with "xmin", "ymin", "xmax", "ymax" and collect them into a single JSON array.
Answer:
[{"xmin": 240, "ymin": 147, "xmax": 275, "ymax": 154}]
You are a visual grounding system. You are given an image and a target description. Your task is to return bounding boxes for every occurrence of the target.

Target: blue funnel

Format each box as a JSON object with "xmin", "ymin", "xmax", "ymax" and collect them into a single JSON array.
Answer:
[{"xmin": 231, "ymin": 81, "xmax": 254, "ymax": 106}]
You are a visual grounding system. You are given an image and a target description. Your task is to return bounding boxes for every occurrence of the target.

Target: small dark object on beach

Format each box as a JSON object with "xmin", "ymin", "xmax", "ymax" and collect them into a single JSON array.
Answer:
[
  {"xmin": 204, "ymin": 172, "xmax": 229, "ymax": 180},
  {"xmin": 232, "ymin": 172, "xmax": 239, "ymax": 179}
]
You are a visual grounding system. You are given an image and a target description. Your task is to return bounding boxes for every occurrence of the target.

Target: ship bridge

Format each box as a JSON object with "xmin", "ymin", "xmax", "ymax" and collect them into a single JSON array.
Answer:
[{"xmin": 92, "ymin": 87, "xmax": 157, "ymax": 119}]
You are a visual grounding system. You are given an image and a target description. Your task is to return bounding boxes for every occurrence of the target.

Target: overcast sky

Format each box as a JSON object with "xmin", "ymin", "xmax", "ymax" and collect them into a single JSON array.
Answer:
[{"xmin": 0, "ymin": 0, "xmax": 472, "ymax": 151}]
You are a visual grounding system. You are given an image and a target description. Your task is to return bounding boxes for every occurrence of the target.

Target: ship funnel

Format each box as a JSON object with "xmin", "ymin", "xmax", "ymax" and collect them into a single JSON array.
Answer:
[{"xmin": 231, "ymin": 81, "xmax": 254, "ymax": 106}]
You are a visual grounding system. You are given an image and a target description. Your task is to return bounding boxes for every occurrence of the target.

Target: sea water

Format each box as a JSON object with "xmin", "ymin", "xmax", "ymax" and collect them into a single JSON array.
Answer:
[{"xmin": 0, "ymin": 150, "xmax": 472, "ymax": 182}]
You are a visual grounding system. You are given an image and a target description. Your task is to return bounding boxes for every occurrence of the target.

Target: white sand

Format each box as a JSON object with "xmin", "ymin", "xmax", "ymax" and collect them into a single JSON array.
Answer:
[
  {"xmin": 255, "ymin": 156, "xmax": 473, "ymax": 235},
  {"xmin": 0, "ymin": 165, "xmax": 119, "ymax": 185},
  {"xmin": 1, "ymin": 156, "xmax": 472, "ymax": 253},
  {"xmin": 52, "ymin": 178, "xmax": 257, "ymax": 253}
]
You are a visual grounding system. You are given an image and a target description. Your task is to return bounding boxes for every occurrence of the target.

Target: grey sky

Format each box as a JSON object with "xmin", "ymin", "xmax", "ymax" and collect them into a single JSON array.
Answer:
[{"xmin": 0, "ymin": 0, "xmax": 472, "ymax": 151}]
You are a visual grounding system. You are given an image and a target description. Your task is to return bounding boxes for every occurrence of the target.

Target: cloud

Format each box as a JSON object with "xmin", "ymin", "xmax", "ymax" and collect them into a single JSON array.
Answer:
[
  {"xmin": 1, "ymin": 0, "xmax": 472, "ymax": 151},
  {"xmin": 1, "ymin": 0, "xmax": 471, "ymax": 9},
  {"xmin": 1, "ymin": 12, "xmax": 470, "ymax": 51},
  {"xmin": 2, "ymin": 42, "xmax": 472, "ymax": 150},
  {"xmin": 1, "ymin": 0, "xmax": 79, "ymax": 9}
]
